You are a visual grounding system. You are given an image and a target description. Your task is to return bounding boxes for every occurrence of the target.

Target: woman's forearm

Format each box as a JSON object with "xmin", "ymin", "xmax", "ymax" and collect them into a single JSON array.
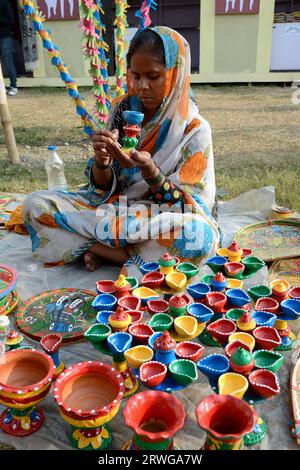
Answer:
[{"xmin": 92, "ymin": 164, "xmax": 113, "ymax": 190}]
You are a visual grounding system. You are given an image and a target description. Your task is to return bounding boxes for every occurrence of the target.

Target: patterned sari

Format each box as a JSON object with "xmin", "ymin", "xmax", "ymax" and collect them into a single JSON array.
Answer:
[{"xmin": 23, "ymin": 26, "xmax": 219, "ymax": 277}]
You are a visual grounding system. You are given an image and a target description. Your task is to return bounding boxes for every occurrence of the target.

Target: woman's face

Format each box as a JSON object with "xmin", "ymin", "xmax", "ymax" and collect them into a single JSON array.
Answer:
[{"xmin": 129, "ymin": 49, "xmax": 166, "ymax": 113}]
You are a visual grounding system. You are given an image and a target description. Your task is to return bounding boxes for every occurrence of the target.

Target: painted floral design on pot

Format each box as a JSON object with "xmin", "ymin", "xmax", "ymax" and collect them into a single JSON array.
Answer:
[
  {"xmin": 0, "ymin": 348, "xmax": 55, "ymax": 436},
  {"xmin": 123, "ymin": 391, "xmax": 186, "ymax": 450},
  {"xmin": 196, "ymin": 394, "xmax": 256, "ymax": 450},
  {"xmin": 53, "ymin": 362, "xmax": 125, "ymax": 450}
]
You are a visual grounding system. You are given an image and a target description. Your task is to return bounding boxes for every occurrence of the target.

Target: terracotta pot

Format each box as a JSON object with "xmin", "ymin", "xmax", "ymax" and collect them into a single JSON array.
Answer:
[
  {"xmin": 196, "ymin": 394, "xmax": 256, "ymax": 450},
  {"xmin": 123, "ymin": 390, "xmax": 186, "ymax": 450},
  {"xmin": 53, "ymin": 361, "xmax": 125, "ymax": 450},
  {"xmin": 0, "ymin": 348, "xmax": 55, "ymax": 436}
]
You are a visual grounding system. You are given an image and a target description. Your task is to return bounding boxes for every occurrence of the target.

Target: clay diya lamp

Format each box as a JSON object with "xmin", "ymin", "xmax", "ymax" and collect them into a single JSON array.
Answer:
[
  {"xmin": 224, "ymin": 262, "xmax": 245, "ymax": 279},
  {"xmin": 196, "ymin": 394, "xmax": 256, "ymax": 450},
  {"xmin": 242, "ymin": 248, "xmax": 252, "ymax": 258},
  {"xmin": 125, "ymin": 345, "xmax": 154, "ymax": 369},
  {"xmin": 139, "ymin": 361, "xmax": 168, "ymax": 387},
  {"xmin": 248, "ymin": 369, "xmax": 280, "ymax": 399},
  {"xmin": 96, "ymin": 310, "xmax": 114, "ymax": 325},
  {"xmin": 158, "ymin": 253, "xmax": 177, "ymax": 275},
  {"xmin": 53, "ymin": 361, "xmax": 125, "ymax": 450},
  {"xmin": 211, "ymin": 272, "xmax": 228, "ymax": 292},
  {"xmin": 132, "ymin": 287, "xmax": 159, "ymax": 306},
  {"xmin": 251, "ymin": 311, "xmax": 277, "ymax": 328},
  {"xmin": 153, "ymin": 331, "xmax": 177, "ymax": 365},
  {"xmin": 118, "ymin": 295, "xmax": 141, "ymax": 311},
  {"xmin": 149, "ymin": 313, "xmax": 173, "ymax": 332},
  {"xmin": 125, "ymin": 277, "xmax": 139, "ymax": 290},
  {"xmin": 226, "ymin": 308, "xmax": 245, "ymax": 322},
  {"xmin": 289, "ymin": 286, "xmax": 300, "ymax": 300},
  {"xmin": 126, "ymin": 310, "xmax": 143, "ymax": 324},
  {"xmin": 248, "ymin": 284, "xmax": 272, "ymax": 301},
  {"xmin": 175, "ymin": 341, "xmax": 204, "ymax": 363},
  {"xmin": 174, "ymin": 315, "xmax": 198, "ymax": 338},
  {"xmin": 92, "ymin": 293, "xmax": 117, "ymax": 312},
  {"xmin": 165, "ymin": 272, "xmax": 187, "ymax": 292},
  {"xmin": 237, "ymin": 311, "xmax": 256, "ymax": 332},
  {"xmin": 41, "ymin": 333, "xmax": 64, "ymax": 376},
  {"xmin": 0, "ymin": 348, "xmax": 55, "ymax": 436},
  {"xmin": 129, "ymin": 323, "xmax": 154, "ymax": 345},
  {"xmin": 225, "ymin": 340, "xmax": 251, "ymax": 359},
  {"xmin": 218, "ymin": 372, "xmax": 249, "ymax": 399},
  {"xmin": 141, "ymin": 271, "xmax": 165, "ymax": 290},
  {"xmin": 228, "ymin": 332, "xmax": 255, "ymax": 352},
  {"xmin": 108, "ymin": 307, "xmax": 132, "ymax": 332},
  {"xmin": 187, "ymin": 302, "xmax": 214, "ymax": 323},
  {"xmin": 227, "ymin": 241, "xmax": 244, "ymax": 263},
  {"xmin": 169, "ymin": 359, "xmax": 198, "ymax": 386},
  {"xmin": 84, "ymin": 323, "xmax": 112, "ymax": 351},
  {"xmin": 242, "ymin": 256, "xmax": 265, "ymax": 277},
  {"xmin": 253, "ymin": 326, "xmax": 281, "ymax": 350},
  {"xmin": 187, "ymin": 282, "xmax": 211, "ymax": 301},
  {"xmin": 253, "ymin": 350, "xmax": 284, "ymax": 374},
  {"xmin": 113, "ymin": 274, "xmax": 132, "ymax": 299},
  {"xmin": 96, "ymin": 280, "xmax": 115, "ymax": 295},
  {"xmin": 206, "ymin": 256, "xmax": 227, "ymax": 274},
  {"xmin": 147, "ymin": 299, "xmax": 169, "ymax": 315},
  {"xmin": 270, "ymin": 279, "xmax": 290, "ymax": 302},
  {"xmin": 207, "ymin": 319, "xmax": 237, "ymax": 345},
  {"xmin": 106, "ymin": 332, "xmax": 138, "ymax": 397},
  {"xmin": 197, "ymin": 354, "xmax": 230, "ymax": 383},
  {"xmin": 169, "ymin": 293, "xmax": 190, "ymax": 317},
  {"xmin": 226, "ymin": 288, "xmax": 251, "ymax": 308},
  {"xmin": 176, "ymin": 262, "xmax": 199, "ymax": 280},
  {"xmin": 227, "ymin": 278, "xmax": 244, "ymax": 289},
  {"xmin": 216, "ymin": 247, "xmax": 229, "ymax": 257},
  {"xmin": 5, "ymin": 329, "xmax": 24, "ymax": 350},
  {"xmin": 205, "ymin": 291, "xmax": 227, "ymax": 313},
  {"xmin": 280, "ymin": 299, "xmax": 300, "ymax": 320},
  {"xmin": 255, "ymin": 297, "xmax": 279, "ymax": 313},
  {"xmin": 229, "ymin": 347, "xmax": 254, "ymax": 376},
  {"xmin": 123, "ymin": 390, "xmax": 186, "ymax": 450},
  {"xmin": 140, "ymin": 262, "xmax": 160, "ymax": 275}
]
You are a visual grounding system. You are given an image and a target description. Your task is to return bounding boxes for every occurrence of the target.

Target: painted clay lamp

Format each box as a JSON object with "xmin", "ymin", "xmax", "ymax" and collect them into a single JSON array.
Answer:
[
  {"xmin": 123, "ymin": 390, "xmax": 186, "ymax": 450},
  {"xmin": 5, "ymin": 329, "xmax": 24, "ymax": 350},
  {"xmin": 211, "ymin": 272, "xmax": 228, "ymax": 292},
  {"xmin": 168, "ymin": 293, "xmax": 190, "ymax": 317},
  {"xmin": 113, "ymin": 274, "xmax": 132, "ymax": 299},
  {"xmin": 227, "ymin": 241, "xmax": 244, "ymax": 263},
  {"xmin": 122, "ymin": 110, "xmax": 144, "ymax": 178},
  {"xmin": 236, "ymin": 311, "xmax": 256, "ymax": 332},
  {"xmin": 53, "ymin": 361, "xmax": 125, "ymax": 450},
  {"xmin": 153, "ymin": 331, "xmax": 177, "ymax": 365},
  {"xmin": 108, "ymin": 306, "xmax": 132, "ymax": 332},
  {"xmin": 0, "ymin": 348, "xmax": 55, "ymax": 436},
  {"xmin": 270, "ymin": 279, "xmax": 290, "ymax": 302},
  {"xmin": 40, "ymin": 333, "xmax": 64, "ymax": 376},
  {"xmin": 158, "ymin": 253, "xmax": 177, "ymax": 275},
  {"xmin": 229, "ymin": 347, "xmax": 254, "ymax": 376},
  {"xmin": 196, "ymin": 394, "xmax": 256, "ymax": 450}
]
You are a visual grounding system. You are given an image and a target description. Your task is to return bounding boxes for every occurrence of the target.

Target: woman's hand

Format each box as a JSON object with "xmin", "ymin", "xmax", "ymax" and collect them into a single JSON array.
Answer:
[
  {"xmin": 106, "ymin": 141, "xmax": 155, "ymax": 173},
  {"xmin": 91, "ymin": 129, "xmax": 119, "ymax": 165}
]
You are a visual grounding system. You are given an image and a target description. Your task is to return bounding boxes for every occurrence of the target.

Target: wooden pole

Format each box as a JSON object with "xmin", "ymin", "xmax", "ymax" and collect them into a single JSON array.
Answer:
[{"xmin": 0, "ymin": 62, "xmax": 20, "ymax": 164}]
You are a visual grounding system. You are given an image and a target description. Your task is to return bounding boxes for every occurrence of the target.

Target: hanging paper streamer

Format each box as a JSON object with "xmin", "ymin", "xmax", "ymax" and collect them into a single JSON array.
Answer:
[
  {"xmin": 79, "ymin": 0, "xmax": 110, "ymax": 127},
  {"xmin": 19, "ymin": 0, "xmax": 98, "ymax": 137},
  {"xmin": 135, "ymin": 0, "xmax": 157, "ymax": 29},
  {"xmin": 114, "ymin": 0, "xmax": 129, "ymax": 96}
]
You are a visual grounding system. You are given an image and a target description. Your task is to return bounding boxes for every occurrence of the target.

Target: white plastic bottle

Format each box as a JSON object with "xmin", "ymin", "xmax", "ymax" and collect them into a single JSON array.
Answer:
[{"xmin": 45, "ymin": 145, "xmax": 68, "ymax": 192}]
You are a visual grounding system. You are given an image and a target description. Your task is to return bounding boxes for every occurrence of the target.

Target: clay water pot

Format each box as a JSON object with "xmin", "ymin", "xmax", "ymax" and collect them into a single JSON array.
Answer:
[
  {"xmin": 53, "ymin": 361, "xmax": 125, "ymax": 450},
  {"xmin": 0, "ymin": 348, "xmax": 55, "ymax": 436}
]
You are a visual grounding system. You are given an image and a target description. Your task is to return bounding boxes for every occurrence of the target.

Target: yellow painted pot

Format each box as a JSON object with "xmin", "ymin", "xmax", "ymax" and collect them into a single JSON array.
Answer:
[
  {"xmin": 228, "ymin": 332, "xmax": 255, "ymax": 352},
  {"xmin": 124, "ymin": 346, "xmax": 154, "ymax": 369},
  {"xmin": 165, "ymin": 272, "xmax": 187, "ymax": 292},
  {"xmin": 174, "ymin": 316, "xmax": 198, "ymax": 337},
  {"xmin": 218, "ymin": 372, "xmax": 249, "ymax": 399}
]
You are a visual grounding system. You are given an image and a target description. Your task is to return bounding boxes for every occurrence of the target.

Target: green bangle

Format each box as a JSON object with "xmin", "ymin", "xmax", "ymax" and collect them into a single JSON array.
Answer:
[{"xmin": 144, "ymin": 168, "xmax": 165, "ymax": 186}]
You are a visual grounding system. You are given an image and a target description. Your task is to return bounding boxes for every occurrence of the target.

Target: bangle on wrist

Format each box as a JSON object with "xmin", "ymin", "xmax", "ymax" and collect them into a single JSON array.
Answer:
[
  {"xmin": 143, "ymin": 165, "xmax": 165, "ymax": 186},
  {"xmin": 94, "ymin": 158, "xmax": 113, "ymax": 170}
]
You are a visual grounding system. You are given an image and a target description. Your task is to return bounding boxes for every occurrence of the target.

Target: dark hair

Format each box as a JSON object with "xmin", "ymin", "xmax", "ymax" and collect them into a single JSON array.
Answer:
[{"xmin": 126, "ymin": 28, "xmax": 165, "ymax": 68}]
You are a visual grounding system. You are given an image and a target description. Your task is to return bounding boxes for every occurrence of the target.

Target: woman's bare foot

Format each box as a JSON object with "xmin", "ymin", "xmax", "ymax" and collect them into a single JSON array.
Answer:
[{"xmin": 84, "ymin": 251, "xmax": 102, "ymax": 272}]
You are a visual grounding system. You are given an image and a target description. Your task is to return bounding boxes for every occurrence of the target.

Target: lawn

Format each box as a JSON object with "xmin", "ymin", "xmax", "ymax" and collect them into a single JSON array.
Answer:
[{"xmin": 0, "ymin": 85, "xmax": 299, "ymax": 210}]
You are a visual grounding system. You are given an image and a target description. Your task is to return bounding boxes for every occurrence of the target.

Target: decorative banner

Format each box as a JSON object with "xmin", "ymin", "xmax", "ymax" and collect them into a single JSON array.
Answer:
[
  {"xmin": 215, "ymin": 0, "xmax": 260, "ymax": 15},
  {"xmin": 37, "ymin": 0, "xmax": 80, "ymax": 21},
  {"xmin": 114, "ymin": 0, "xmax": 129, "ymax": 96},
  {"xmin": 135, "ymin": 0, "xmax": 157, "ymax": 29}
]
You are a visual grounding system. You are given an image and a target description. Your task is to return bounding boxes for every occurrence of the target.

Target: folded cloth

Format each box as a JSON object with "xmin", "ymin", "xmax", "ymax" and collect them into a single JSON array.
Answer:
[{"xmin": 5, "ymin": 205, "xmax": 28, "ymax": 235}]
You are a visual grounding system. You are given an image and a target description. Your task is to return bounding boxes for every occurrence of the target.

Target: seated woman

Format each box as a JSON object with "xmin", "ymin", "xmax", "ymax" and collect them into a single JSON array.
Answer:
[{"xmin": 23, "ymin": 26, "xmax": 219, "ymax": 277}]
